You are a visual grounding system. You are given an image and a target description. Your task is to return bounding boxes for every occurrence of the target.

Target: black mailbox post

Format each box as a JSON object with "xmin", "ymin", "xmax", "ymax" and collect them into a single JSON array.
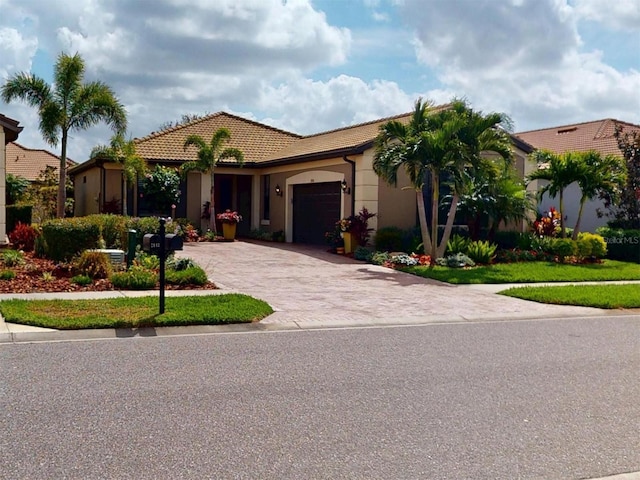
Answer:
[{"xmin": 142, "ymin": 219, "xmax": 183, "ymax": 314}]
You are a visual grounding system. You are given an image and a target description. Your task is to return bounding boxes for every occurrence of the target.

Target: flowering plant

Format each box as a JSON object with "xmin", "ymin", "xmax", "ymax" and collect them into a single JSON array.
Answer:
[
  {"xmin": 336, "ymin": 218, "xmax": 352, "ymax": 232},
  {"xmin": 216, "ymin": 209, "xmax": 242, "ymax": 224},
  {"xmin": 533, "ymin": 207, "xmax": 561, "ymax": 237}
]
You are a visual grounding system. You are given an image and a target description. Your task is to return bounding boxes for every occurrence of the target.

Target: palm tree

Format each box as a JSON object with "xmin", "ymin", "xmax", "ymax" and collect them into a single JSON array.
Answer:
[
  {"xmin": 1, "ymin": 52, "xmax": 127, "ymax": 218},
  {"xmin": 90, "ymin": 133, "xmax": 147, "ymax": 216},
  {"xmin": 571, "ymin": 150, "xmax": 626, "ymax": 239},
  {"xmin": 181, "ymin": 128, "xmax": 244, "ymax": 233},
  {"xmin": 374, "ymin": 98, "xmax": 512, "ymax": 263},
  {"xmin": 527, "ymin": 150, "xmax": 583, "ymax": 238}
]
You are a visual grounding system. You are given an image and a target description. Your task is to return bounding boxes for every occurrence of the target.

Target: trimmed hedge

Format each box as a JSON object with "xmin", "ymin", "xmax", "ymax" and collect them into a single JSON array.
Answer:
[
  {"xmin": 596, "ymin": 227, "xmax": 640, "ymax": 263},
  {"xmin": 41, "ymin": 218, "xmax": 101, "ymax": 261}
]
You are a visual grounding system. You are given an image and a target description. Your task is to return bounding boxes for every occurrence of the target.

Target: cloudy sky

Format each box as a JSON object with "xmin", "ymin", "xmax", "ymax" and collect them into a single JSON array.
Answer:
[{"xmin": 1, "ymin": 0, "xmax": 638, "ymax": 163}]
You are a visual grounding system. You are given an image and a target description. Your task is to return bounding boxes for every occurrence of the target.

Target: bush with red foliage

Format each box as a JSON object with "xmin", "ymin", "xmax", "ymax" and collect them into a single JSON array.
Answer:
[{"xmin": 8, "ymin": 222, "xmax": 37, "ymax": 251}]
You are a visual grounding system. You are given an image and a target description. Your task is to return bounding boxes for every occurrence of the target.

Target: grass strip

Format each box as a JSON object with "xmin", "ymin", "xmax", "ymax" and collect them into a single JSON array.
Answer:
[
  {"xmin": 0, "ymin": 294, "xmax": 273, "ymax": 330},
  {"xmin": 498, "ymin": 284, "xmax": 640, "ymax": 309},
  {"xmin": 405, "ymin": 260, "xmax": 640, "ymax": 284}
]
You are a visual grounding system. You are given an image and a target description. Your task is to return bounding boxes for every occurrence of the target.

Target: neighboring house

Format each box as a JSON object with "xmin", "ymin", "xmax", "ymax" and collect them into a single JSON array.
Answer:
[
  {"xmin": 6, "ymin": 142, "xmax": 76, "ymax": 183},
  {"xmin": 70, "ymin": 111, "xmax": 534, "ymax": 245},
  {"xmin": 0, "ymin": 113, "xmax": 23, "ymax": 244},
  {"xmin": 516, "ymin": 119, "xmax": 640, "ymax": 233}
]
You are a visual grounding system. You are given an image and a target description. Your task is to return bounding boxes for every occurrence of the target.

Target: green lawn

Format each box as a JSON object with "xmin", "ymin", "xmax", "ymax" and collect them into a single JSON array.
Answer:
[
  {"xmin": 405, "ymin": 260, "xmax": 640, "ymax": 284},
  {"xmin": 499, "ymin": 284, "xmax": 640, "ymax": 309},
  {"xmin": 0, "ymin": 294, "xmax": 273, "ymax": 330}
]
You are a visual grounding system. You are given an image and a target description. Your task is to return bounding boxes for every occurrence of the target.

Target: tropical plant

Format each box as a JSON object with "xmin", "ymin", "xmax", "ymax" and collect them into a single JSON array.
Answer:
[
  {"xmin": 1, "ymin": 249, "xmax": 25, "ymax": 267},
  {"xmin": 465, "ymin": 240, "xmax": 498, "ymax": 264},
  {"xmin": 8, "ymin": 222, "xmax": 38, "ymax": 251},
  {"xmin": 181, "ymin": 128, "xmax": 244, "ymax": 233},
  {"xmin": 526, "ymin": 150, "xmax": 583, "ymax": 238},
  {"xmin": 141, "ymin": 165, "xmax": 181, "ymax": 214},
  {"xmin": 605, "ymin": 124, "xmax": 640, "ymax": 229},
  {"xmin": 6, "ymin": 174, "xmax": 30, "ymax": 205},
  {"xmin": 374, "ymin": 98, "xmax": 512, "ymax": 265},
  {"xmin": 571, "ymin": 150, "xmax": 626, "ymax": 239},
  {"xmin": 90, "ymin": 133, "xmax": 147, "ymax": 216},
  {"xmin": 1, "ymin": 52, "xmax": 127, "ymax": 217},
  {"xmin": 446, "ymin": 234, "xmax": 470, "ymax": 255}
]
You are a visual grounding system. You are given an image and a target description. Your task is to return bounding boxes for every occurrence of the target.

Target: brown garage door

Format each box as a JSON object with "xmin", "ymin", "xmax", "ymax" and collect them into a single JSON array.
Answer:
[{"xmin": 293, "ymin": 182, "xmax": 341, "ymax": 245}]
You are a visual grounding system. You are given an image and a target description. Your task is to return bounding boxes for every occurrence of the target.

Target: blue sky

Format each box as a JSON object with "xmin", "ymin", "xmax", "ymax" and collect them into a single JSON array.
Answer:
[{"xmin": 1, "ymin": 0, "xmax": 638, "ymax": 162}]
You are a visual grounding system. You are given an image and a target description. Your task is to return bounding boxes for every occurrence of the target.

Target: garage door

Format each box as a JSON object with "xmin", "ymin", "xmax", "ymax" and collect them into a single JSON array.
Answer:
[{"xmin": 293, "ymin": 182, "xmax": 341, "ymax": 245}]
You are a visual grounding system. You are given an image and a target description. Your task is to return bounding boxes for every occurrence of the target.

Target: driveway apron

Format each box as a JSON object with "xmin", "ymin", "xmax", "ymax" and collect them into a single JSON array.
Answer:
[{"xmin": 177, "ymin": 241, "xmax": 606, "ymax": 327}]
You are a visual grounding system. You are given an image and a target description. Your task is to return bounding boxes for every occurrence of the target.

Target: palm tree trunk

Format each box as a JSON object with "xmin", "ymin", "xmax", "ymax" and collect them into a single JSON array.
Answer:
[
  {"xmin": 57, "ymin": 130, "xmax": 68, "ymax": 218},
  {"xmin": 572, "ymin": 197, "xmax": 586, "ymax": 240},
  {"xmin": 559, "ymin": 190, "xmax": 565, "ymax": 238},
  {"xmin": 430, "ymin": 172, "xmax": 439, "ymax": 266},
  {"xmin": 416, "ymin": 189, "xmax": 432, "ymax": 255},
  {"xmin": 438, "ymin": 192, "xmax": 459, "ymax": 258},
  {"xmin": 209, "ymin": 171, "xmax": 217, "ymax": 234},
  {"xmin": 122, "ymin": 173, "xmax": 128, "ymax": 217}
]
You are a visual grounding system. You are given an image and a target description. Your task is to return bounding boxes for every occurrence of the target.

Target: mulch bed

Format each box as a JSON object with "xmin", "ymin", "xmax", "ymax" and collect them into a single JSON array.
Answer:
[{"xmin": 0, "ymin": 252, "xmax": 216, "ymax": 294}]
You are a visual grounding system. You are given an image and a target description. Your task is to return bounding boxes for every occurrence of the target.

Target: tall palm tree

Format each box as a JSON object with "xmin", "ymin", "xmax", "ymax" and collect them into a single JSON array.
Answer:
[
  {"xmin": 1, "ymin": 52, "xmax": 127, "ymax": 218},
  {"xmin": 527, "ymin": 150, "xmax": 583, "ymax": 238},
  {"xmin": 181, "ymin": 128, "xmax": 244, "ymax": 233},
  {"xmin": 374, "ymin": 98, "xmax": 512, "ymax": 263},
  {"xmin": 90, "ymin": 133, "xmax": 147, "ymax": 216},
  {"xmin": 571, "ymin": 150, "xmax": 626, "ymax": 239}
]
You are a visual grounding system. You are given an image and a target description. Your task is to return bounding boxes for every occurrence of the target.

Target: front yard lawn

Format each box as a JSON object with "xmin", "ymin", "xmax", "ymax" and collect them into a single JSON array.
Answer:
[
  {"xmin": 499, "ymin": 284, "xmax": 640, "ymax": 309},
  {"xmin": 405, "ymin": 260, "xmax": 640, "ymax": 284},
  {"xmin": 0, "ymin": 294, "xmax": 273, "ymax": 330}
]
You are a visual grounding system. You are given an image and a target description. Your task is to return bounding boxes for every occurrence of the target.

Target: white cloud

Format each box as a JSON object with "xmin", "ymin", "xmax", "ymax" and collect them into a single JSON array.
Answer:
[{"xmin": 573, "ymin": 0, "xmax": 640, "ymax": 31}]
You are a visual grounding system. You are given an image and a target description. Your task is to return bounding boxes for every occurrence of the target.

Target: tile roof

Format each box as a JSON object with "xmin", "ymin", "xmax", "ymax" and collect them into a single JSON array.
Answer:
[
  {"xmin": 259, "ymin": 112, "xmax": 414, "ymax": 163},
  {"xmin": 0, "ymin": 113, "xmax": 23, "ymax": 143},
  {"xmin": 515, "ymin": 119, "xmax": 640, "ymax": 157},
  {"xmin": 133, "ymin": 112, "xmax": 301, "ymax": 163},
  {"xmin": 6, "ymin": 142, "xmax": 76, "ymax": 181}
]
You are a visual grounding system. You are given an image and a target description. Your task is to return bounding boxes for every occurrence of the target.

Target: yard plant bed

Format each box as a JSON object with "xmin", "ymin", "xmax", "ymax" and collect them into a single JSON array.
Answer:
[
  {"xmin": 0, "ymin": 294, "xmax": 273, "ymax": 329},
  {"xmin": 499, "ymin": 284, "xmax": 640, "ymax": 309},
  {"xmin": 404, "ymin": 260, "xmax": 640, "ymax": 284},
  {"xmin": 0, "ymin": 251, "xmax": 216, "ymax": 293}
]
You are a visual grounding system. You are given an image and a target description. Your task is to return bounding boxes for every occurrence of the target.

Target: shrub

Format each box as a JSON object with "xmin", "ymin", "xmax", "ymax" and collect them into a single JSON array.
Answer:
[
  {"xmin": 596, "ymin": 227, "xmax": 640, "ymax": 263},
  {"xmin": 550, "ymin": 238, "xmax": 576, "ymax": 262},
  {"xmin": 370, "ymin": 251, "xmax": 390, "ymax": 265},
  {"xmin": 134, "ymin": 250, "xmax": 160, "ymax": 271},
  {"xmin": 446, "ymin": 234, "xmax": 470, "ymax": 255},
  {"xmin": 492, "ymin": 231, "xmax": 525, "ymax": 250},
  {"xmin": 41, "ymin": 218, "xmax": 101, "ymax": 261},
  {"xmin": 165, "ymin": 266, "xmax": 208, "ymax": 286},
  {"xmin": 127, "ymin": 217, "xmax": 161, "ymax": 245},
  {"xmin": 1, "ymin": 249, "xmax": 25, "ymax": 267},
  {"xmin": 465, "ymin": 240, "xmax": 497, "ymax": 265},
  {"xmin": 71, "ymin": 275, "xmax": 92, "ymax": 286},
  {"xmin": 354, "ymin": 246, "xmax": 373, "ymax": 262},
  {"xmin": 34, "ymin": 234, "xmax": 47, "ymax": 258},
  {"xmin": 374, "ymin": 227, "xmax": 404, "ymax": 252},
  {"xmin": 74, "ymin": 251, "xmax": 113, "ymax": 279},
  {"xmin": 166, "ymin": 256, "xmax": 197, "ymax": 271},
  {"xmin": 6, "ymin": 205, "xmax": 32, "ymax": 234},
  {"xmin": 84, "ymin": 214, "xmax": 129, "ymax": 249},
  {"xmin": 0, "ymin": 270, "xmax": 16, "ymax": 280},
  {"xmin": 8, "ymin": 222, "xmax": 38, "ymax": 251},
  {"xmin": 576, "ymin": 233, "xmax": 607, "ymax": 260},
  {"xmin": 436, "ymin": 253, "xmax": 476, "ymax": 268},
  {"xmin": 110, "ymin": 267, "xmax": 158, "ymax": 290}
]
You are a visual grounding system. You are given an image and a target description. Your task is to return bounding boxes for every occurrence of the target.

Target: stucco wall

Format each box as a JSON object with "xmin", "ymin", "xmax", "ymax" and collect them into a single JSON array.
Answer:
[
  {"xmin": 377, "ymin": 167, "xmax": 416, "ymax": 230},
  {"xmin": 74, "ymin": 167, "xmax": 102, "ymax": 216}
]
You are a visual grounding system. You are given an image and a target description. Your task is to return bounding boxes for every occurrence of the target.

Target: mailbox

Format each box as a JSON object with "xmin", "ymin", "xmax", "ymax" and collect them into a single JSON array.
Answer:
[
  {"xmin": 143, "ymin": 233, "xmax": 183, "ymax": 254},
  {"xmin": 164, "ymin": 234, "xmax": 183, "ymax": 251}
]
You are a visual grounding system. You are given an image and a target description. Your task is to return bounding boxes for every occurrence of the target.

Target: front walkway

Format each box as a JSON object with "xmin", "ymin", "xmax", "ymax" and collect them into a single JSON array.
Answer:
[{"xmin": 178, "ymin": 240, "xmax": 610, "ymax": 328}]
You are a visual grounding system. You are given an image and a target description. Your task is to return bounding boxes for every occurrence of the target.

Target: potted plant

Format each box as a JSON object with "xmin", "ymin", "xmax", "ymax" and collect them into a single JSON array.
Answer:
[
  {"xmin": 216, "ymin": 209, "xmax": 242, "ymax": 241},
  {"xmin": 336, "ymin": 217, "xmax": 355, "ymax": 253}
]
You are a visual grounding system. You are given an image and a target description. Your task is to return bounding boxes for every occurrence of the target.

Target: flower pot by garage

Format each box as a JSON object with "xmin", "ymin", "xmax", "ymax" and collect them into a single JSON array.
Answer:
[
  {"xmin": 336, "ymin": 246, "xmax": 345, "ymax": 254},
  {"xmin": 342, "ymin": 232, "xmax": 355, "ymax": 254},
  {"xmin": 222, "ymin": 222, "xmax": 237, "ymax": 241}
]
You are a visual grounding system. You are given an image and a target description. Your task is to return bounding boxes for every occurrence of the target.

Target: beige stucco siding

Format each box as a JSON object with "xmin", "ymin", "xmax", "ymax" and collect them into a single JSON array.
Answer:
[
  {"xmin": 74, "ymin": 167, "xmax": 102, "ymax": 216},
  {"xmin": 377, "ymin": 168, "xmax": 416, "ymax": 230}
]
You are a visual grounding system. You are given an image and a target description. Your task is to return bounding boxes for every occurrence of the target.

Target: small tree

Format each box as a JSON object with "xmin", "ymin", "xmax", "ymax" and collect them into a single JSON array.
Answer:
[
  {"xmin": 604, "ymin": 124, "xmax": 640, "ymax": 228},
  {"xmin": 6, "ymin": 174, "xmax": 30, "ymax": 205},
  {"xmin": 90, "ymin": 133, "xmax": 147, "ymax": 216},
  {"xmin": 181, "ymin": 128, "xmax": 244, "ymax": 234},
  {"xmin": 141, "ymin": 165, "xmax": 181, "ymax": 215}
]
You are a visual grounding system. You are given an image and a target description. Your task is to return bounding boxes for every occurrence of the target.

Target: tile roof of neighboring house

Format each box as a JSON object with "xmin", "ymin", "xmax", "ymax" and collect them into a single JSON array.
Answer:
[
  {"xmin": 259, "ymin": 112, "xmax": 414, "ymax": 164},
  {"xmin": 515, "ymin": 119, "xmax": 640, "ymax": 157},
  {"xmin": 134, "ymin": 111, "xmax": 301, "ymax": 163},
  {"xmin": 6, "ymin": 142, "xmax": 77, "ymax": 181}
]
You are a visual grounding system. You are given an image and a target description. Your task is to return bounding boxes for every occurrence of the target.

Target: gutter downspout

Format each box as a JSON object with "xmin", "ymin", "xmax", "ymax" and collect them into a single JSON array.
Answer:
[{"xmin": 343, "ymin": 155, "xmax": 356, "ymax": 216}]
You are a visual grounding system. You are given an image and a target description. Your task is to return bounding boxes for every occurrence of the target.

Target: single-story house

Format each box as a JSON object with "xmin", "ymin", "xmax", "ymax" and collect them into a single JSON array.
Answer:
[
  {"xmin": 516, "ymin": 119, "xmax": 640, "ymax": 232},
  {"xmin": 6, "ymin": 142, "xmax": 76, "ymax": 183},
  {"xmin": 70, "ymin": 110, "xmax": 535, "ymax": 244},
  {"xmin": 0, "ymin": 113, "xmax": 24, "ymax": 244}
]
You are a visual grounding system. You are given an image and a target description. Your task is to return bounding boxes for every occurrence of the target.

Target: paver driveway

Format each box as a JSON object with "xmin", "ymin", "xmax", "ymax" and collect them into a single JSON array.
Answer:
[{"xmin": 178, "ymin": 240, "xmax": 605, "ymax": 327}]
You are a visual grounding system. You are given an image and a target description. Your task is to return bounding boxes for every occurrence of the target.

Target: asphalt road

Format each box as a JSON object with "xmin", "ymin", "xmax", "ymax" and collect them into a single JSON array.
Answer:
[{"xmin": 1, "ymin": 316, "xmax": 639, "ymax": 479}]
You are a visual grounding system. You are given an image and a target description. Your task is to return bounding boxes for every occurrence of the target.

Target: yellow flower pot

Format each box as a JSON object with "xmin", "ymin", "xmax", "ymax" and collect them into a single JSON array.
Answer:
[
  {"xmin": 222, "ymin": 222, "xmax": 237, "ymax": 241},
  {"xmin": 343, "ymin": 232, "xmax": 355, "ymax": 254}
]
